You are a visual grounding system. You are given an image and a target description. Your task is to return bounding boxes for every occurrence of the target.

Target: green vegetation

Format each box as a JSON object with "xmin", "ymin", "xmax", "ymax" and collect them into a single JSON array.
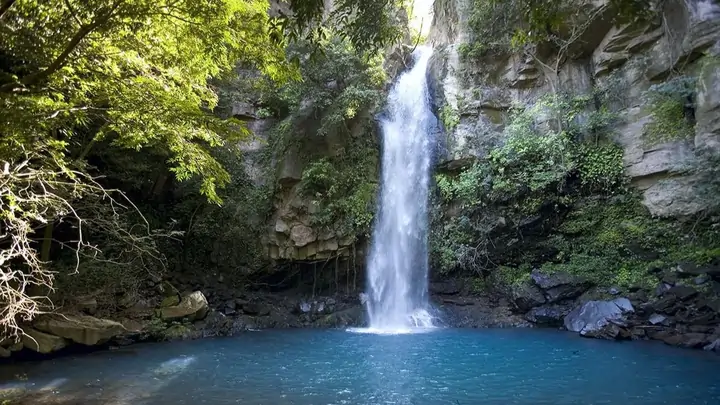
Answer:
[
  {"xmin": 460, "ymin": 0, "xmax": 654, "ymax": 60},
  {"xmin": 540, "ymin": 196, "xmax": 720, "ymax": 288},
  {"xmin": 439, "ymin": 105, "xmax": 461, "ymax": 132},
  {"xmin": 0, "ymin": 0, "xmax": 404, "ymax": 338},
  {"xmin": 642, "ymin": 75, "xmax": 697, "ymax": 146},
  {"xmin": 430, "ymin": 92, "xmax": 627, "ymax": 275}
]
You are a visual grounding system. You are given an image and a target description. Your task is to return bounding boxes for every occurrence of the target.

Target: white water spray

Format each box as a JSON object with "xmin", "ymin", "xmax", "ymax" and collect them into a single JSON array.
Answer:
[{"xmin": 363, "ymin": 46, "xmax": 436, "ymax": 333}]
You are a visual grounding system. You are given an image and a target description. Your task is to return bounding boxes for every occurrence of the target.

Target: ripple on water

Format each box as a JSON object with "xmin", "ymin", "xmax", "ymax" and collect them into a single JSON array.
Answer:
[{"xmin": 1, "ymin": 328, "xmax": 719, "ymax": 405}]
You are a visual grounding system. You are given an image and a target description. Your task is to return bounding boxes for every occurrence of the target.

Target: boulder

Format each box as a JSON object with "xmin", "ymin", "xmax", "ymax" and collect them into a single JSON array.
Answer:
[
  {"xmin": 33, "ymin": 314, "xmax": 125, "ymax": 346},
  {"xmin": 160, "ymin": 291, "xmax": 209, "ymax": 321},
  {"xmin": 652, "ymin": 296, "xmax": 680, "ymax": 314},
  {"xmin": 667, "ymin": 285, "xmax": 698, "ymax": 301},
  {"xmin": 241, "ymin": 302, "xmax": 271, "ymax": 316},
  {"xmin": 22, "ymin": 328, "xmax": 68, "ymax": 354},
  {"xmin": 525, "ymin": 305, "xmax": 570, "ymax": 326},
  {"xmin": 564, "ymin": 298, "xmax": 634, "ymax": 338},
  {"xmin": 530, "ymin": 269, "xmax": 593, "ymax": 303},
  {"xmin": 290, "ymin": 225, "xmax": 316, "ymax": 247},
  {"xmin": 509, "ymin": 280, "xmax": 546, "ymax": 311}
]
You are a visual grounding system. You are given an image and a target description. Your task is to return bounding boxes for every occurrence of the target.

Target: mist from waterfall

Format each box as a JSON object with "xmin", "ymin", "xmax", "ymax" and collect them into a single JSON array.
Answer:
[{"xmin": 363, "ymin": 46, "xmax": 435, "ymax": 333}]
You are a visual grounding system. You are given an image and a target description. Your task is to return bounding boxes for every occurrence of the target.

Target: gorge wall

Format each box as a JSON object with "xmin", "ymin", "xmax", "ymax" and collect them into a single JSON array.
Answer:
[
  {"xmin": 422, "ymin": 0, "xmax": 720, "ymax": 348},
  {"xmin": 428, "ymin": 0, "xmax": 720, "ymax": 217},
  {"xmin": 5, "ymin": 0, "xmax": 720, "ymax": 359}
]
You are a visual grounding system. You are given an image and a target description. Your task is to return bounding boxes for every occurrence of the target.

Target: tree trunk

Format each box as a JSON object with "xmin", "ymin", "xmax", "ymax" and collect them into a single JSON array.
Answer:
[{"xmin": 40, "ymin": 222, "xmax": 54, "ymax": 262}]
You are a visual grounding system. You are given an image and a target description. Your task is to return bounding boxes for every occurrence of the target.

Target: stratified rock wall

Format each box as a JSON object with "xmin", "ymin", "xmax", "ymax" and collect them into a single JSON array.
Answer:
[{"xmin": 428, "ymin": 0, "xmax": 720, "ymax": 217}]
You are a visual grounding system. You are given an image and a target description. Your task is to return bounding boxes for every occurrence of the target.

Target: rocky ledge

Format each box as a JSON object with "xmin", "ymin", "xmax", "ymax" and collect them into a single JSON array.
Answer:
[
  {"xmin": 3, "ymin": 262, "xmax": 719, "ymax": 359},
  {"xmin": 494, "ymin": 261, "xmax": 720, "ymax": 352}
]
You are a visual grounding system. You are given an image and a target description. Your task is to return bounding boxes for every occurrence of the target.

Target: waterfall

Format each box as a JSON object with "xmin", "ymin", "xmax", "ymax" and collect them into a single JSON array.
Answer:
[{"xmin": 364, "ymin": 46, "xmax": 435, "ymax": 332}]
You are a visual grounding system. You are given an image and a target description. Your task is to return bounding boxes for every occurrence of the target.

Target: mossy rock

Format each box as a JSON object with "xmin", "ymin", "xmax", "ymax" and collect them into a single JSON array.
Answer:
[
  {"xmin": 162, "ymin": 324, "xmax": 194, "ymax": 341},
  {"xmin": 160, "ymin": 295, "xmax": 180, "ymax": 308}
]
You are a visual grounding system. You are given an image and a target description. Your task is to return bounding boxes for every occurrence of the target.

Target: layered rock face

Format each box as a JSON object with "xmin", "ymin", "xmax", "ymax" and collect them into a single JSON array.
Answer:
[{"xmin": 428, "ymin": 0, "xmax": 720, "ymax": 216}]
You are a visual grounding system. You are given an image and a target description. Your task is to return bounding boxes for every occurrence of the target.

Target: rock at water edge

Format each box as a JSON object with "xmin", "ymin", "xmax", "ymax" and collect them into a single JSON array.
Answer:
[
  {"xmin": 22, "ymin": 328, "xmax": 68, "ymax": 354},
  {"xmin": 33, "ymin": 314, "xmax": 126, "ymax": 346},
  {"xmin": 564, "ymin": 298, "xmax": 634, "ymax": 337},
  {"xmin": 160, "ymin": 291, "xmax": 209, "ymax": 321}
]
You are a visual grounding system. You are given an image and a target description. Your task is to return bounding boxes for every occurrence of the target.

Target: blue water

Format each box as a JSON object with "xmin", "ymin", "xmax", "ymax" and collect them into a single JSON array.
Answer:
[{"xmin": 2, "ymin": 329, "xmax": 719, "ymax": 405}]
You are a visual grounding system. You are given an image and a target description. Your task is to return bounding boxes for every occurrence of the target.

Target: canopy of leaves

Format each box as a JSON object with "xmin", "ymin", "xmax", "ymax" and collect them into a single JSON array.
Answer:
[
  {"xmin": 276, "ymin": 0, "xmax": 408, "ymax": 54},
  {"xmin": 461, "ymin": 0, "xmax": 656, "ymax": 58},
  {"xmin": 0, "ymin": 0, "xmax": 296, "ymax": 203}
]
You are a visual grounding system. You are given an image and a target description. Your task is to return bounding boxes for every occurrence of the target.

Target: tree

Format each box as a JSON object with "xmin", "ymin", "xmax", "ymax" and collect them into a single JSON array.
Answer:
[{"xmin": 0, "ymin": 0, "xmax": 408, "ymax": 338}]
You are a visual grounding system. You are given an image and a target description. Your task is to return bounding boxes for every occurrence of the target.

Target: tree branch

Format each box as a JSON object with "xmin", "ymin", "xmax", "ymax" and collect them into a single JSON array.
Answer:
[
  {"xmin": 0, "ymin": 1, "xmax": 124, "ymax": 93},
  {"xmin": 0, "ymin": 0, "xmax": 16, "ymax": 20}
]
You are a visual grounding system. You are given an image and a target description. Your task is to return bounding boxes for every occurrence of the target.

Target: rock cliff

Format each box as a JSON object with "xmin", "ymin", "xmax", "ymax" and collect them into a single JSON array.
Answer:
[{"xmin": 428, "ymin": 0, "xmax": 720, "ymax": 216}]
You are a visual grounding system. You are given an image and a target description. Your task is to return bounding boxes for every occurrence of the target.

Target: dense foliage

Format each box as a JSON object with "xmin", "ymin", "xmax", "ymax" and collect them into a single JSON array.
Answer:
[
  {"xmin": 459, "ymin": 0, "xmax": 655, "ymax": 59},
  {"xmin": 431, "ymin": 92, "xmax": 627, "ymax": 275},
  {"xmin": 0, "ymin": 0, "xmax": 403, "ymax": 337},
  {"xmin": 270, "ymin": 37, "xmax": 386, "ymax": 240}
]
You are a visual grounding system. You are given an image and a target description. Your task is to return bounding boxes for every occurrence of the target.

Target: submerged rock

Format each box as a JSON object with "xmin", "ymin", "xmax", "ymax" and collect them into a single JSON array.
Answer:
[
  {"xmin": 33, "ymin": 314, "xmax": 125, "ymax": 346},
  {"xmin": 564, "ymin": 298, "xmax": 634, "ymax": 338},
  {"xmin": 160, "ymin": 291, "xmax": 209, "ymax": 321}
]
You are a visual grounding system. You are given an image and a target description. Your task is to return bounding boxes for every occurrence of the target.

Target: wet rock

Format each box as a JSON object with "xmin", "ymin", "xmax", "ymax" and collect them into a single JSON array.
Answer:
[
  {"xmin": 525, "ymin": 305, "xmax": 570, "ymax": 326},
  {"xmin": 430, "ymin": 281, "xmax": 461, "ymax": 295},
  {"xmin": 667, "ymin": 285, "xmax": 698, "ymax": 301},
  {"xmin": 630, "ymin": 327, "xmax": 647, "ymax": 340},
  {"xmin": 704, "ymin": 339, "xmax": 720, "ymax": 352},
  {"xmin": 662, "ymin": 333, "xmax": 709, "ymax": 349},
  {"xmin": 33, "ymin": 314, "xmax": 126, "ymax": 346},
  {"xmin": 313, "ymin": 306, "xmax": 364, "ymax": 328},
  {"xmin": 509, "ymin": 280, "xmax": 546, "ymax": 311},
  {"xmin": 160, "ymin": 291, "xmax": 209, "ymax": 321},
  {"xmin": 22, "ymin": 328, "xmax": 68, "ymax": 354},
  {"xmin": 564, "ymin": 298, "xmax": 634, "ymax": 338},
  {"xmin": 648, "ymin": 313, "xmax": 667, "ymax": 325},
  {"xmin": 442, "ymin": 298, "xmax": 475, "ymax": 306},
  {"xmin": 608, "ymin": 287, "xmax": 620, "ymax": 295},
  {"xmin": 583, "ymin": 322, "xmax": 629, "ymax": 340},
  {"xmin": 242, "ymin": 302, "xmax": 270, "ymax": 316}
]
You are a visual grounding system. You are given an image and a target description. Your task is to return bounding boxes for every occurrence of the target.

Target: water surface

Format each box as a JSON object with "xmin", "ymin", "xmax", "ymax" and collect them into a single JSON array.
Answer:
[{"xmin": 2, "ymin": 329, "xmax": 719, "ymax": 405}]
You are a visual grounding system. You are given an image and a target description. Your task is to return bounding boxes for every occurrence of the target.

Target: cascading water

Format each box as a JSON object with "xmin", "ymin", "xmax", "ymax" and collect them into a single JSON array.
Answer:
[{"xmin": 363, "ymin": 46, "xmax": 435, "ymax": 333}]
